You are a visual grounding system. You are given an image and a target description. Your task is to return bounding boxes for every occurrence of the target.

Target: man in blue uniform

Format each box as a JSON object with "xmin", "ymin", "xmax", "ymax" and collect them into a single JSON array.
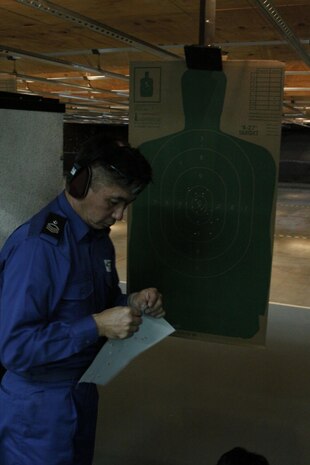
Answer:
[{"xmin": 0, "ymin": 135, "xmax": 165, "ymax": 465}]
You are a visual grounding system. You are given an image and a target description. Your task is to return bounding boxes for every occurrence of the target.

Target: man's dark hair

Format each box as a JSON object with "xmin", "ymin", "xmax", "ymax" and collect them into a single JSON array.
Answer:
[
  {"xmin": 216, "ymin": 447, "xmax": 270, "ymax": 465},
  {"xmin": 75, "ymin": 134, "xmax": 152, "ymax": 194}
]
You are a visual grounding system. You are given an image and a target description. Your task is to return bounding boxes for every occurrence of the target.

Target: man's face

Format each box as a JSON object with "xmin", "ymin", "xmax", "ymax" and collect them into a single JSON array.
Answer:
[{"xmin": 78, "ymin": 183, "xmax": 136, "ymax": 230}]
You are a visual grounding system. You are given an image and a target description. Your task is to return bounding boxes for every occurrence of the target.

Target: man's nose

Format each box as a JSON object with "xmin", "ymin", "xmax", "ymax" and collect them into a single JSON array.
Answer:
[{"xmin": 112, "ymin": 205, "xmax": 125, "ymax": 221}]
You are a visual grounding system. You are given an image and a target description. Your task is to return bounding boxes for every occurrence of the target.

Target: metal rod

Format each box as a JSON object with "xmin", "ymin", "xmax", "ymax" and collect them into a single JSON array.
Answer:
[
  {"xmin": 14, "ymin": 0, "xmax": 181, "ymax": 61},
  {"xmin": 0, "ymin": 71, "xmax": 128, "ymax": 98},
  {"xmin": 43, "ymin": 39, "xmax": 310, "ymax": 57},
  {"xmin": 199, "ymin": 0, "xmax": 206, "ymax": 45},
  {"xmin": 199, "ymin": 0, "xmax": 216, "ymax": 46},
  {"xmin": 253, "ymin": 0, "xmax": 310, "ymax": 67},
  {"xmin": 0, "ymin": 45, "xmax": 128, "ymax": 81}
]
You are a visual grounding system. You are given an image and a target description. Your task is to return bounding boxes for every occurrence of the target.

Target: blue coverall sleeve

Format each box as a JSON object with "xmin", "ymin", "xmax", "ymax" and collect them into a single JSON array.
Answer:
[{"xmin": 0, "ymin": 237, "xmax": 99, "ymax": 373}]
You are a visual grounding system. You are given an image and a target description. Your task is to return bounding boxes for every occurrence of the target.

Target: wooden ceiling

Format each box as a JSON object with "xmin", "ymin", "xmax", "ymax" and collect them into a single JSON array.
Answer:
[{"xmin": 0, "ymin": 0, "xmax": 309, "ymax": 125}]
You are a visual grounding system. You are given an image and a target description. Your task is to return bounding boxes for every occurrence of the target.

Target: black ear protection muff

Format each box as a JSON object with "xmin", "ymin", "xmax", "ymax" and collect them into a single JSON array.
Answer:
[
  {"xmin": 66, "ymin": 138, "xmax": 143, "ymax": 199},
  {"xmin": 67, "ymin": 162, "xmax": 93, "ymax": 199},
  {"xmin": 67, "ymin": 137, "xmax": 125, "ymax": 199}
]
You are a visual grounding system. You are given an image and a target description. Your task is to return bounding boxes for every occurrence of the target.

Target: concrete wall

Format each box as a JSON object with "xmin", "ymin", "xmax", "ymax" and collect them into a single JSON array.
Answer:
[
  {"xmin": 0, "ymin": 108, "xmax": 63, "ymax": 246},
  {"xmin": 94, "ymin": 303, "xmax": 310, "ymax": 465}
]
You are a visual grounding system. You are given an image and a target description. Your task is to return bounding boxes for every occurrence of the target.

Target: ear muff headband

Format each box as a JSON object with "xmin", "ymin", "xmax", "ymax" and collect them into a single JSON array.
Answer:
[
  {"xmin": 67, "ymin": 163, "xmax": 92, "ymax": 199},
  {"xmin": 67, "ymin": 141, "xmax": 133, "ymax": 199}
]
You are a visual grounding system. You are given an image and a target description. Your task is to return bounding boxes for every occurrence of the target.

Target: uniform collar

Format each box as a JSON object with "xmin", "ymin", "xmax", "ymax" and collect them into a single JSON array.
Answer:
[{"xmin": 57, "ymin": 191, "xmax": 90, "ymax": 242}]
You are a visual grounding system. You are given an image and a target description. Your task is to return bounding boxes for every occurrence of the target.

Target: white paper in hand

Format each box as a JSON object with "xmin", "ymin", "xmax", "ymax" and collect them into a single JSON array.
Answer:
[{"xmin": 79, "ymin": 316, "xmax": 175, "ymax": 386}]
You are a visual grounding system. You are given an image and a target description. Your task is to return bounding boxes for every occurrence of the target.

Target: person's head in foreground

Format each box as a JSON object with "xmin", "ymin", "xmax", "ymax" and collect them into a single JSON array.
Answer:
[{"xmin": 216, "ymin": 447, "xmax": 270, "ymax": 465}]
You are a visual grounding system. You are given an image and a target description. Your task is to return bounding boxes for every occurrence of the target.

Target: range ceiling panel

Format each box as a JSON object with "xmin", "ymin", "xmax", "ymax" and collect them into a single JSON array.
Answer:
[{"xmin": 0, "ymin": 0, "xmax": 308, "ymax": 124}]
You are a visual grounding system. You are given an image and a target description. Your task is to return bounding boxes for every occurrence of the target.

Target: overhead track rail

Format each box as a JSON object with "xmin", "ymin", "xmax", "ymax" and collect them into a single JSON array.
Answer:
[
  {"xmin": 0, "ymin": 45, "xmax": 129, "ymax": 81},
  {"xmin": 0, "ymin": 71, "xmax": 128, "ymax": 99},
  {"xmin": 43, "ymin": 39, "xmax": 310, "ymax": 58},
  {"xmin": 253, "ymin": 0, "xmax": 310, "ymax": 68},
  {"xmin": 14, "ymin": 0, "xmax": 181, "ymax": 61}
]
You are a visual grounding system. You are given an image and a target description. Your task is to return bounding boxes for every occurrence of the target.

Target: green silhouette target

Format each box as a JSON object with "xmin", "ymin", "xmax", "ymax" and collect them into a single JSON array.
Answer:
[{"xmin": 128, "ymin": 67, "xmax": 282, "ymax": 340}]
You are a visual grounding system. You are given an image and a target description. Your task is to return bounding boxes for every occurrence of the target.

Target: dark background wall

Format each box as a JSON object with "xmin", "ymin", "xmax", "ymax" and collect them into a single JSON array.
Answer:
[
  {"xmin": 279, "ymin": 126, "xmax": 310, "ymax": 184},
  {"xmin": 63, "ymin": 123, "xmax": 310, "ymax": 185},
  {"xmin": 63, "ymin": 123, "xmax": 128, "ymax": 174}
]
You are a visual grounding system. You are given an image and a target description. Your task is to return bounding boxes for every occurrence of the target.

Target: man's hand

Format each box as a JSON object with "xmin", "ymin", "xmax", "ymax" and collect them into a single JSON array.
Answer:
[
  {"xmin": 92, "ymin": 306, "xmax": 142, "ymax": 339},
  {"xmin": 128, "ymin": 288, "xmax": 165, "ymax": 319}
]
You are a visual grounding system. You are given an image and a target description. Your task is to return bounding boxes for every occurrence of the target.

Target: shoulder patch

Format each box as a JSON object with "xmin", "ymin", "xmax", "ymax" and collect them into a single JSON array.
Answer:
[{"xmin": 41, "ymin": 213, "xmax": 67, "ymax": 242}]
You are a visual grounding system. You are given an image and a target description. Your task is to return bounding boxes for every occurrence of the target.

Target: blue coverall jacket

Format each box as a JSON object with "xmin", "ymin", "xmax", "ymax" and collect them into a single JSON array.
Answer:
[{"xmin": 0, "ymin": 191, "xmax": 127, "ymax": 465}]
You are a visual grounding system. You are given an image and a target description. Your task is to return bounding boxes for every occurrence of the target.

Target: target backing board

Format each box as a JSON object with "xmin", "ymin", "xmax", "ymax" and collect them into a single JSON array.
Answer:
[{"xmin": 128, "ymin": 60, "xmax": 284, "ymax": 344}]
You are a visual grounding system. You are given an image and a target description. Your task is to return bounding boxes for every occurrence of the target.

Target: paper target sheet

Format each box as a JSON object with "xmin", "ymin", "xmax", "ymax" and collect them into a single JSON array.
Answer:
[
  {"xmin": 79, "ymin": 316, "xmax": 175, "ymax": 385},
  {"xmin": 128, "ymin": 60, "xmax": 284, "ymax": 343}
]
